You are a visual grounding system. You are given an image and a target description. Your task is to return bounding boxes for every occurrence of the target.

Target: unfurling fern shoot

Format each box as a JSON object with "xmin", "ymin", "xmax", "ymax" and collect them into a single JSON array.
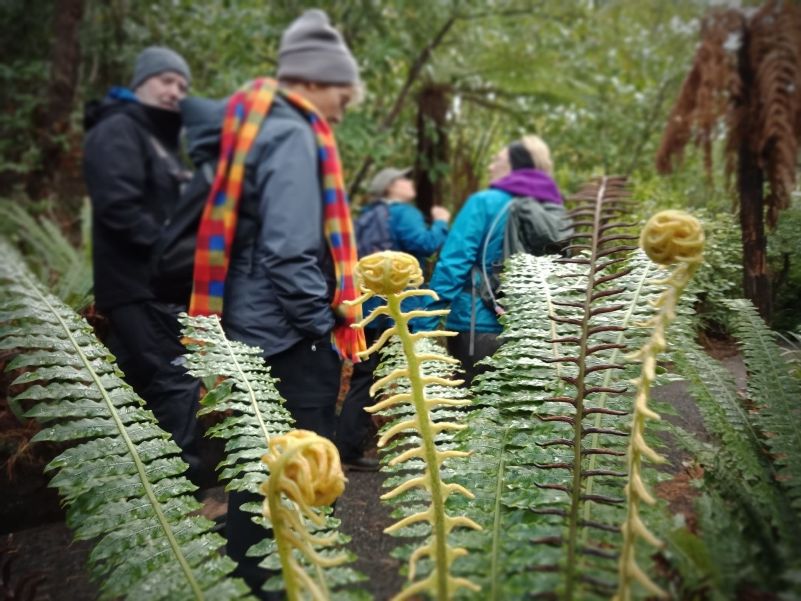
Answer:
[
  {"xmin": 347, "ymin": 251, "xmax": 481, "ymax": 600},
  {"xmin": 260, "ymin": 429, "xmax": 347, "ymax": 601},
  {"xmin": 615, "ymin": 210, "xmax": 704, "ymax": 600}
]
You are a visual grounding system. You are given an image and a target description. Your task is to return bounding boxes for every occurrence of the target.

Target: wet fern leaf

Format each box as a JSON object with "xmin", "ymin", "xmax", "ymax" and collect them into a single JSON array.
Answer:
[{"xmin": 0, "ymin": 239, "xmax": 252, "ymax": 601}]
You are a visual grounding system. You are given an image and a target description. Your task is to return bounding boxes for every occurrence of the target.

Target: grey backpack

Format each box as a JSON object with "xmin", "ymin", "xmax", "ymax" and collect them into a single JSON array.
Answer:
[{"xmin": 475, "ymin": 197, "xmax": 573, "ymax": 314}]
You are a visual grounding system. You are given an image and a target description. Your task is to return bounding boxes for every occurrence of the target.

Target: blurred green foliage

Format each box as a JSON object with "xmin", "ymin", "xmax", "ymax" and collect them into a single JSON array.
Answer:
[{"xmin": 2, "ymin": 0, "xmax": 796, "ymax": 329}]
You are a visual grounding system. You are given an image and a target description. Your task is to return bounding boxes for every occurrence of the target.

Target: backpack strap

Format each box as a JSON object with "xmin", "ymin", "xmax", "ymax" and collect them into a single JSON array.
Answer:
[
  {"xmin": 479, "ymin": 201, "xmax": 513, "ymax": 315},
  {"xmin": 147, "ymin": 134, "xmax": 192, "ymax": 185}
]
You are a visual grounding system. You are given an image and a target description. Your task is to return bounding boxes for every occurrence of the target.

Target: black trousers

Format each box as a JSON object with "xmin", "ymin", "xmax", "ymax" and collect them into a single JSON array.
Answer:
[
  {"xmin": 447, "ymin": 331, "xmax": 503, "ymax": 387},
  {"xmin": 105, "ymin": 301, "xmax": 212, "ymax": 488},
  {"xmin": 226, "ymin": 336, "xmax": 342, "ymax": 599},
  {"xmin": 335, "ymin": 329, "xmax": 380, "ymax": 461}
]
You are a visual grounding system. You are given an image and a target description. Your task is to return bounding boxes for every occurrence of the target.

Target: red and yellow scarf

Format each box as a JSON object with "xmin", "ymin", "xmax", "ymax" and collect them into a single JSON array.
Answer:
[{"xmin": 189, "ymin": 78, "xmax": 365, "ymax": 362}]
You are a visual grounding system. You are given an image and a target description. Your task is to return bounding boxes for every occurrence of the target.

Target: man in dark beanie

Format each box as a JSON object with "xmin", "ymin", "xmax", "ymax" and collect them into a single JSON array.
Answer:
[
  {"xmin": 181, "ymin": 8, "xmax": 362, "ymax": 598},
  {"xmin": 83, "ymin": 47, "xmax": 215, "ymax": 493}
]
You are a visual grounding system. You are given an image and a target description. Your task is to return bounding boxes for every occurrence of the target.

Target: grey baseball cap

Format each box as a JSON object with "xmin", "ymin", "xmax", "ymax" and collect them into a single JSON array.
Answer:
[{"xmin": 368, "ymin": 167, "xmax": 412, "ymax": 198}]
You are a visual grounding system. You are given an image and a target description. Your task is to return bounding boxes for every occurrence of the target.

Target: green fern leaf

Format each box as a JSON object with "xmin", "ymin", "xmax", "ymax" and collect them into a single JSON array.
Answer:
[
  {"xmin": 0, "ymin": 201, "xmax": 93, "ymax": 310},
  {"xmin": 179, "ymin": 314, "xmax": 367, "ymax": 599},
  {"xmin": 0, "ymin": 238, "xmax": 251, "ymax": 600},
  {"xmin": 724, "ymin": 298, "xmax": 801, "ymax": 514},
  {"xmin": 454, "ymin": 177, "xmax": 677, "ymax": 600}
]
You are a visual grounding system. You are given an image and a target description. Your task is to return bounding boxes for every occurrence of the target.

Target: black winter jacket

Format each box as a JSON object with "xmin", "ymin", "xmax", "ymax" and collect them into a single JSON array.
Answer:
[
  {"xmin": 181, "ymin": 95, "xmax": 337, "ymax": 357},
  {"xmin": 83, "ymin": 97, "xmax": 186, "ymax": 311}
]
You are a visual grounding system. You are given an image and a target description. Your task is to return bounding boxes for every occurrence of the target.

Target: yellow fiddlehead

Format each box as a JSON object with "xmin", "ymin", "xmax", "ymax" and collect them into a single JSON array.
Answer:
[
  {"xmin": 260, "ymin": 429, "xmax": 347, "ymax": 601},
  {"xmin": 347, "ymin": 251, "xmax": 481, "ymax": 600},
  {"xmin": 615, "ymin": 210, "xmax": 704, "ymax": 600}
]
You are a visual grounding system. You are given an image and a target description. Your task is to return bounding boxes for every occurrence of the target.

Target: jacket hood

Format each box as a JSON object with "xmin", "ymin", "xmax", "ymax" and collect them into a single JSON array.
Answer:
[
  {"xmin": 180, "ymin": 96, "xmax": 227, "ymax": 167},
  {"xmin": 84, "ymin": 87, "xmax": 182, "ymax": 146},
  {"xmin": 490, "ymin": 169, "xmax": 563, "ymax": 204},
  {"xmin": 180, "ymin": 94, "xmax": 301, "ymax": 168}
]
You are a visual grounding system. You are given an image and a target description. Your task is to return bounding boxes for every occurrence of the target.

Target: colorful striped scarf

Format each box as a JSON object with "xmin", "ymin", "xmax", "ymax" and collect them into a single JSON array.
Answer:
[{"xmin": 188, "ymin": 78, "xmax": 365, "ymax": 362}]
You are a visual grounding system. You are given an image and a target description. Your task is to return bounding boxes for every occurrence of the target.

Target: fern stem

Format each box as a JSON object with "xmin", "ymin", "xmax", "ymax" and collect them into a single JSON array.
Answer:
[
  {"xmin": 268, "ymin": 478, "xmax": 301, "ymax": 601},
  {"xmin": 261, "ymin": 431, "xmax": 346, "ymax": 601},
  {"xmin": 563, "ymin": 177, "xmax": 608, "ymax": 600},
  {"xmin": 489, "ymin": 427, "xmax": 511, "ymax": 601},
  {"xmin": 536, "ymin": 259, "xmax": 562, "ymax": 378},
  {"xmin": 32, "ymin": 278, "xmax": 205, "ymax": 599},
  {"xmin": 616, "ymin": 209, "xmax": 704, "ymax": 600},
  {"xmin": 582, "ymin": 262, "xmax": 653, "ymax": 537},
  {"xmin": 266, "ymin": 440, "xmax": 323, "ymax": 601},
  {"xmin": 389, "ymin": 293, "xmax": 450, "ymax": 600},
  {"xmin": 212, "ymin": 318, "xmax": 272, "ymax": 446}
]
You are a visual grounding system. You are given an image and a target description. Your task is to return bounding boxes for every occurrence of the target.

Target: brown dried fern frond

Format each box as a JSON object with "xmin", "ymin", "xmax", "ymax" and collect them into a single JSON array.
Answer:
[
  {"xmin": 656, "ymin": 9, "xmax": 745, "ymax": 176},
  {"xmin": 749, "ymin": 0, "xmax": 801, "ymax": 226}
]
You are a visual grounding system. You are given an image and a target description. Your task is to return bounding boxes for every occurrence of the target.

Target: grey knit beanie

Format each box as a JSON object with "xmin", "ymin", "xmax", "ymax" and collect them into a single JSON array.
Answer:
[
  {"xmin": 277, "ymin": 9, "xmax": 359, "ymax": 85},
  {"xmin": 130, "ymin": 46, "xmax": 191, "ymax": 90}
]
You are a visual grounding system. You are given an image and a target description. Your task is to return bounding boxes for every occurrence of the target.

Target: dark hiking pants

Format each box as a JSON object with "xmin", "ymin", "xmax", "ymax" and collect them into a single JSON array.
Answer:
[
  {"xmin": 447, "ymin": 331, "xmax": 503, "ymax": 387},
  {"xmin": 335, "ymin": 328, "xmax": 380, "ymax": 462},
  {"xmin": 105, "ymin": 301, "xmax": 212, "ymax": 488},
  {"xmin": 226, "ymin": 336, "xmax": 342, "ymax": 599}
]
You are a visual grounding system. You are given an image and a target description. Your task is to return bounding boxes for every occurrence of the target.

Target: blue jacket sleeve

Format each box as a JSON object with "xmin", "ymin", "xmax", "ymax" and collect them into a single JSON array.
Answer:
[
  {"xmin": 253, "ymin": 122, "xmax": 336, "ymax": 339},
  {"xmin": 390, "ymin": 203, "xmax": 448, "ymax": 258},
  {"xmin": 414, "ymin": 194, "xmax": 487, "ymax": 330}
]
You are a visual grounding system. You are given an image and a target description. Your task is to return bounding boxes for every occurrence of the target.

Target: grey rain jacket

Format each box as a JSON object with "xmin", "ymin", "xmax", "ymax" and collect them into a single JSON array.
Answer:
[{"xmin": 181, "ymin": 94, "xmax": 337, "ymax": 357}]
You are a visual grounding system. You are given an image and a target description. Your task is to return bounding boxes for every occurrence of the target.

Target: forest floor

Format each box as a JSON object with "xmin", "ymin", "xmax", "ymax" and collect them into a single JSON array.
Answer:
[{"xmin": 0, "ymin": 340, "xmax": 744, "ymax": 601}]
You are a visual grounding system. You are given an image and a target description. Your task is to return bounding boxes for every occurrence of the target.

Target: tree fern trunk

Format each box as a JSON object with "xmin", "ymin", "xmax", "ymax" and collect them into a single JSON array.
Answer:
[
  {"xmin": 738, "ymin": 148, "xmax": 771, "ymax": 321},
  {"xmin": 27, "ymin": 0, "xmax": 85, "ymax": 204},
  {"xmin": 737, "ymin": 25, "xmax": 771, "ymax": 321}
]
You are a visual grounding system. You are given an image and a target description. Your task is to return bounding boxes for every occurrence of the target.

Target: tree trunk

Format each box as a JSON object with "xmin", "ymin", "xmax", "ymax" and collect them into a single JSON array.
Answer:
[
  {"xmin": 413, "ymin": 83, "xmax": 450, "ymax": 219},
  {"xmin": 738, "ymin": 147, "xmax": 772, "ymax": 321},
  {"xmin": 26, "ymin": 0, "xmax": 86, "ymax": 202},
  {"xmin": 736, "ymin": 22, "xmax": 771, "ymax": 321}
]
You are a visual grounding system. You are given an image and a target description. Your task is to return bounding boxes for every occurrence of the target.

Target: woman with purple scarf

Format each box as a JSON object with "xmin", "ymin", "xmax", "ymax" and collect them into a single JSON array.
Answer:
[{"xmin": 416, "ymin": 135, "xmax": 565, "ymax": 385}]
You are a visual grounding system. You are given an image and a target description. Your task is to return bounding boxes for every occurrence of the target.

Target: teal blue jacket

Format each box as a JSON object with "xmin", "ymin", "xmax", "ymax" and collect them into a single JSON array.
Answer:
[
  {"xmin": 363, "ymin": 200, "xmax": 448, "ymax": 330},
  {"xmin": 387, "ymin": 201, "xmax": 449, "ymax": 264},
  {"xmin": 417, "ymin": 188, "xmax": 513, "ymax": 334}
]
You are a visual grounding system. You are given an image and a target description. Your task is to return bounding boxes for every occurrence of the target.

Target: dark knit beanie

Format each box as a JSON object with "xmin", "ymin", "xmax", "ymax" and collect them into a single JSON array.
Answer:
[
  {"xmin": 277, "ymin": 9, "xmax": 359, "ymax": 85},
  {"xmin": 130, "ymin": 46, "xmax": 191, "ymax": 90}
]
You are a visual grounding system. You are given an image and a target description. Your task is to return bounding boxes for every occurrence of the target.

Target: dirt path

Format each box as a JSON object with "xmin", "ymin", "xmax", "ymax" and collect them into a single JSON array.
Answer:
[{"xmin": 1, "ymin": 466, "xmax": 403, "ymax": 601}]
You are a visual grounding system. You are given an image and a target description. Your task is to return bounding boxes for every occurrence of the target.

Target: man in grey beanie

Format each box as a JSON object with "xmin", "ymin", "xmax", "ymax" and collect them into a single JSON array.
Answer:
[
  {"xmin": 186, "ymin": 8, "xmax": 361, "ymax": 599},
  {"xmin": 83, "ymin": 47, "xmax": 215, "ymax": 496}
]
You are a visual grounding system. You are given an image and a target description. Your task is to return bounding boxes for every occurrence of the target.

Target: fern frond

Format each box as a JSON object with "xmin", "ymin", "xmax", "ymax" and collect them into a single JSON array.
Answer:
[
  {"xmin": 259, "ymin": 430, "xmax": 349, "ymax": 601},
  {"xmin": 179, "ymin": 314, "xmax": 366, "ymax": 598},
  {"xmin": 349, "ymin": 252, "xmax": 480, "ymax": 600},
  {"xmin": 0, "ymin": 200, "xmax": 93, "ymax": 310},
  {"xmin": 672, "ymin": 314, "xmax": 801, "ymax": 585},
  {"xmin": 542, "ymin": 177, "xmax": 652, "ymax": 599},
  {"xmin": 671, "ymin": 323, "xmax": 785, "ymax": 511},
  {"xmin": 0, "ymin": 238, "xmax": 251, "ymax": 600},
  {"xmin": 615, "ymin": 210, "xmax": 705, "ymax": 601},
  {"xmin": 454, "ymin": 224, "xmax": 673, "ymax": 599},
  {"xmin": 179, "ymin": 314, "xmax": 293, "ymax": 492},
  {"xmin": 724, "ymin": 298, "xmax": 801, "ymax": 513}
]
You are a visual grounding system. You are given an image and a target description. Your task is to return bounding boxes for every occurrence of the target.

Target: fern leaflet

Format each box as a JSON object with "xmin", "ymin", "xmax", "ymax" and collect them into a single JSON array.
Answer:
[{"xmin": 0, "ymin": 238, "xmax": 251, "ymax": 600}]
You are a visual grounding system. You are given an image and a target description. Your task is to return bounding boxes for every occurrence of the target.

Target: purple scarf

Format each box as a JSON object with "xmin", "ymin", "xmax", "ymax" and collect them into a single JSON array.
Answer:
[{"xmin": 490, "ymin": 168, "xmax": 563, "ymax": 204}]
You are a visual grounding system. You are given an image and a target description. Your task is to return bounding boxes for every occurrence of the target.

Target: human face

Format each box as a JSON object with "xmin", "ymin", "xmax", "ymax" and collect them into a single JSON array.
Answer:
[
  {"xmin": 386, "ymin": 177, "xmax": 415, "ymax": 202},
  {"xmin": 295, "ymin": 83, "xmax": 355, "ymax": 125},
  {"xmin": 488, "ymin": 148, "xmax": 511, "ymax": 181},
  {"xmin": 135, "ymin": 71, "xmax": 189, "ymax": 111}
]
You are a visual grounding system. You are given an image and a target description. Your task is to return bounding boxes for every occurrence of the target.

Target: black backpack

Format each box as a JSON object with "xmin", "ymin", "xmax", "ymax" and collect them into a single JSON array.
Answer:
[
  {"xmin": 355, "ymin": 200, "xmax": 393, "ymax": 258},
  {"xmin": 149, "ymin": 161, "xmax": 214, "ymax": 304},
  {"xmin": 474, "ymin": 196, "xmax": 573, "ymax": 314}
]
